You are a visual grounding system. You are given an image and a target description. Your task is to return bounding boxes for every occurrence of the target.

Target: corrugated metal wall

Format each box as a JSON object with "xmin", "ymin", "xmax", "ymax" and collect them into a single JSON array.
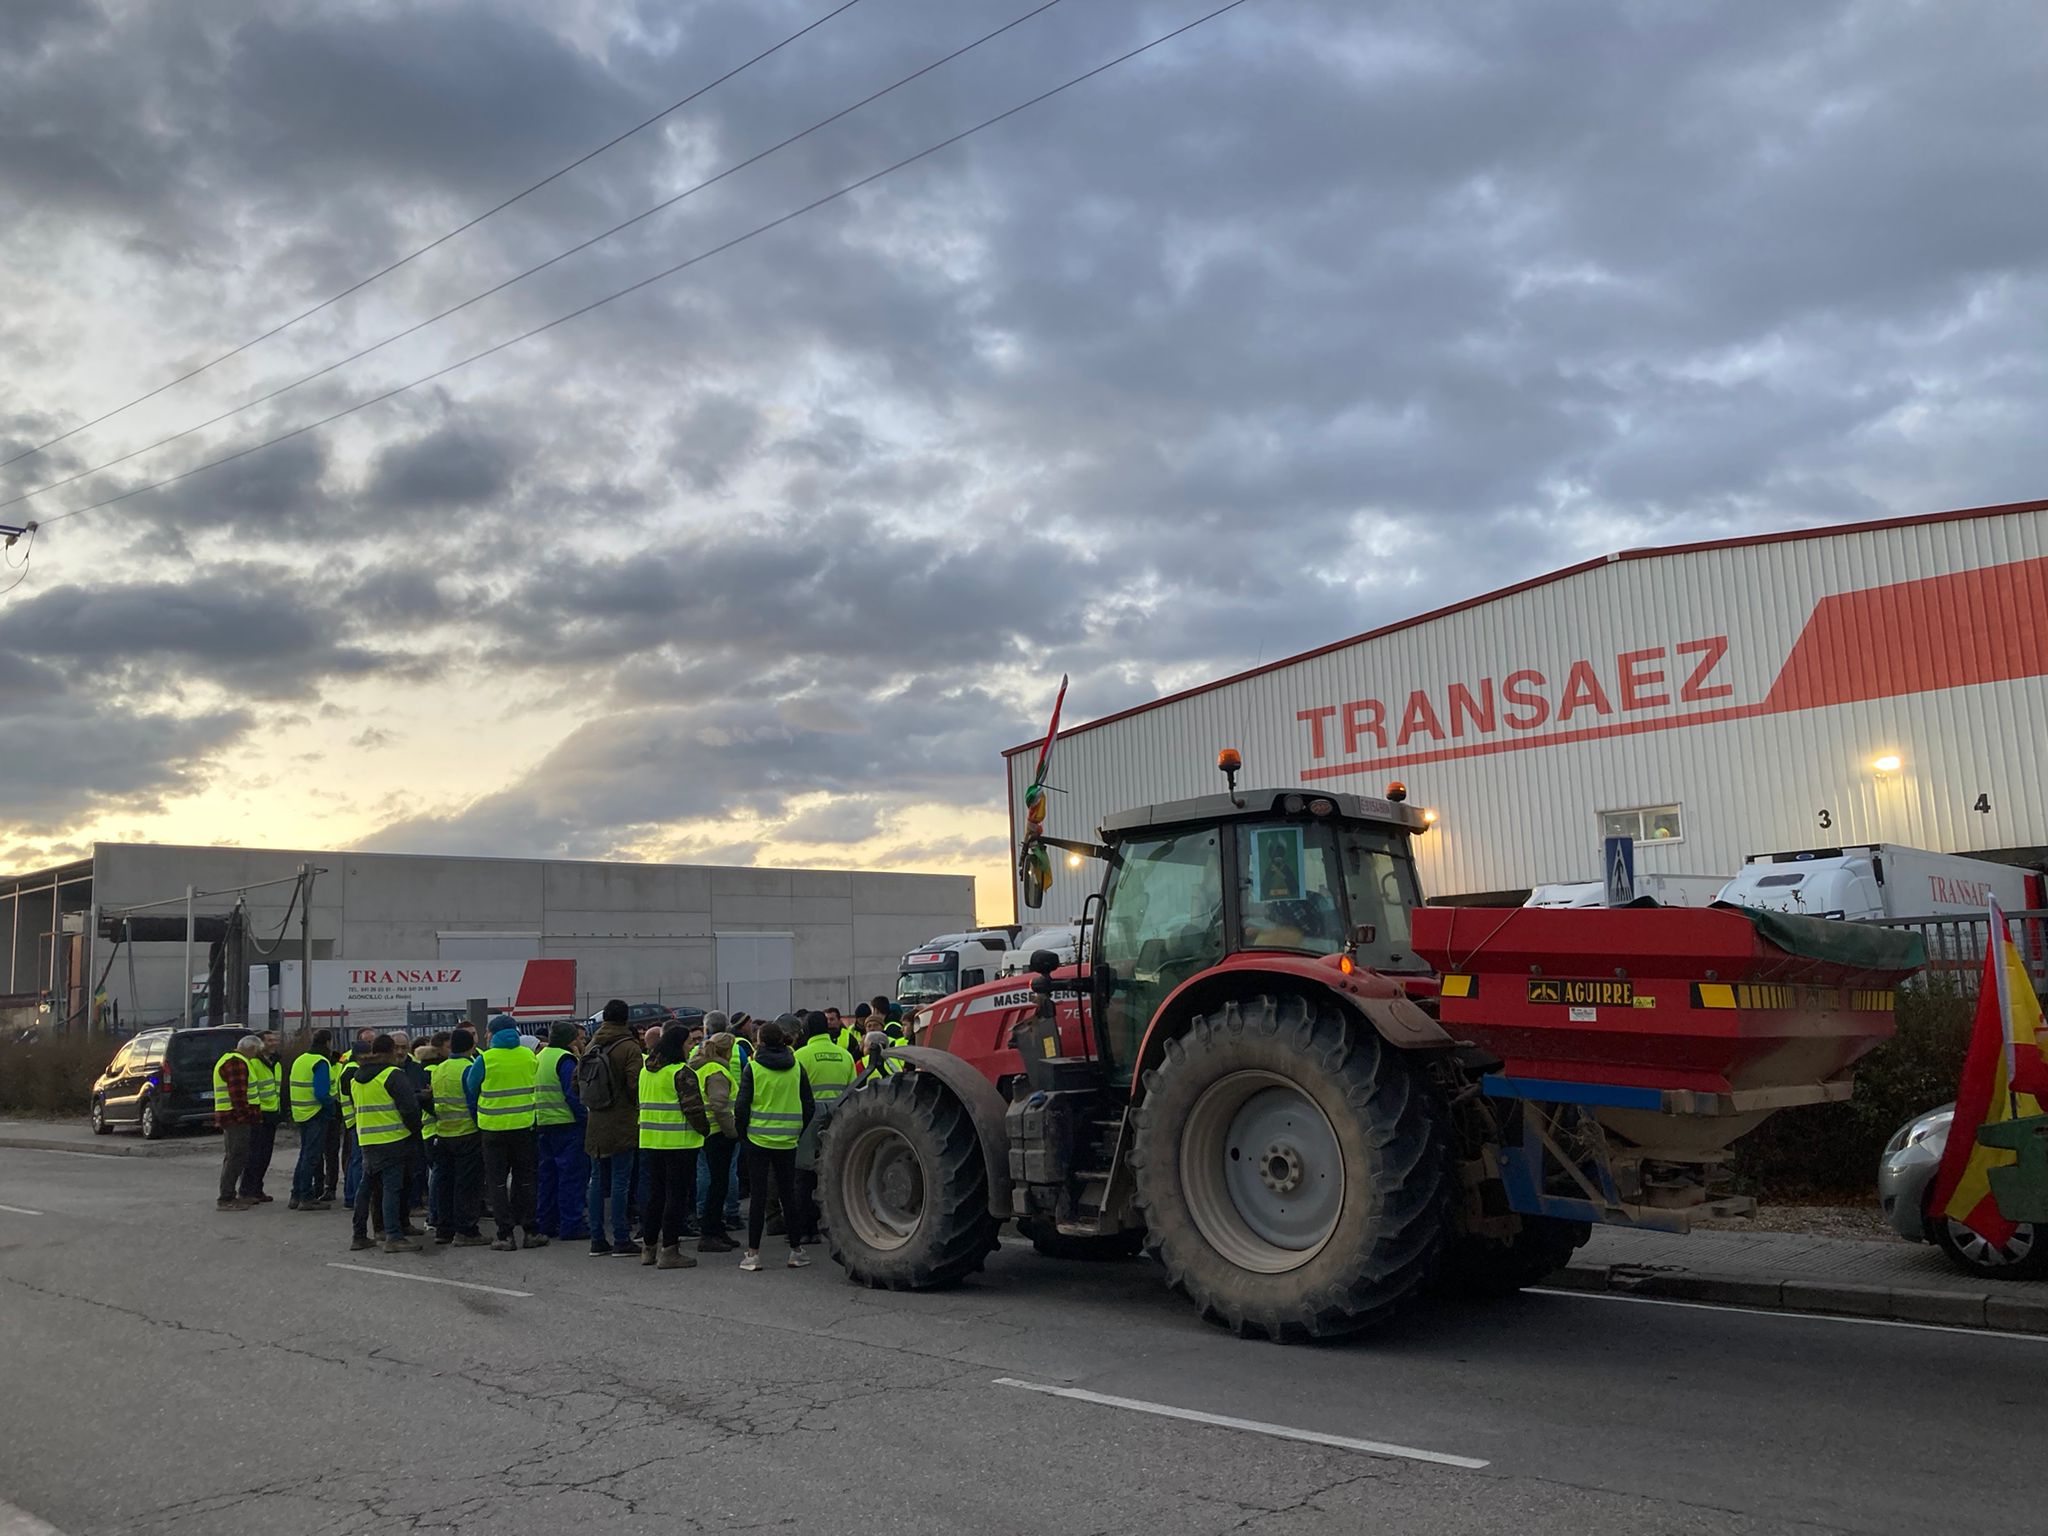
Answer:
[{"xmin": 1011, "ymin": 508, "xmax": 2048, "ymax": 915}]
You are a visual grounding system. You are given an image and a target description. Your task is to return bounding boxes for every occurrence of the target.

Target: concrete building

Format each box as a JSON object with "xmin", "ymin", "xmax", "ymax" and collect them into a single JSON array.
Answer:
[
  {"xmin": 2, "ymin": 842, "xmax": 973, "ymax": 1032},
  {"xmin": 1008, "ymin": 499, "xmax": 2048, "ymax": 916}
]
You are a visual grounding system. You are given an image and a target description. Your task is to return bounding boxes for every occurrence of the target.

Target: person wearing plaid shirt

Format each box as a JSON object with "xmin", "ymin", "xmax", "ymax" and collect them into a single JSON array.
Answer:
[{"xmin": 215, "ymin": 1036, "xmax": 266, "ymax": 1212}]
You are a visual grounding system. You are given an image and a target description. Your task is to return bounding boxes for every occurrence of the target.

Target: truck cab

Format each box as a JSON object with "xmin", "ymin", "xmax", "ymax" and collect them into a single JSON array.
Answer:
[{"xmin": 895, "ymin": 929, "xmax": 1018, "ymax": 1009}]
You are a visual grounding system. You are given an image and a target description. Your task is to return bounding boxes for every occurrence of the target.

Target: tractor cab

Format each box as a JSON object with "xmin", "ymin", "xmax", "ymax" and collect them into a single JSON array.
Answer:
[{"xmin": 1086, "ymin": 786, "xmax": 1433, "ymax": 1078}]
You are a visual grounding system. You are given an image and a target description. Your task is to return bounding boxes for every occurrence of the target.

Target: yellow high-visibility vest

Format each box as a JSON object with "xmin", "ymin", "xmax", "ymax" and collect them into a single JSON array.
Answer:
[
  {"xmin": 534, "ymin": 1046, "xmax": 575, "ymax": 1127},
  {"xmin": 476, "ymin": 1047, "xmax": 538, "ymax": 1131},
  {"xmin": 638, "ymin": 1062, "xmax": 702, "ymax": 1150},
  {"xmin": 351, "ymin": 1068, "xmax": 408, "ymax": 1147},
  {"xmin": 794, "ymin": 1037, "xmax": 856, "ymax": 1104},
  {"xmin": 745, "ymin": 1059, "xmax": 805, "ymax": 1149},
  {"xmin": 430, "ymin": 1056, "xmax": 478, "ymax": 1138},
  {"xmin": 288, "ymin": 1053, "xmax": 327, "ymax": 1122}
]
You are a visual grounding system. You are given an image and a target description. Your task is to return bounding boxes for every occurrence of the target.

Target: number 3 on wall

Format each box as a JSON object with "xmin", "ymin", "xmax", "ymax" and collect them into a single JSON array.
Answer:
[{"xmin": 1817, "ymin": 809, "xmax": 1833, "ymax": 829}]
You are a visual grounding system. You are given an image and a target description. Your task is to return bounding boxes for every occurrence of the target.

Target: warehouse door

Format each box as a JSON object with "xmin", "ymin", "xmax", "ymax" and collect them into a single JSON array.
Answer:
[{"xmin": 714, "ymin": 931, "xmax": 794, "ymax": 1019}]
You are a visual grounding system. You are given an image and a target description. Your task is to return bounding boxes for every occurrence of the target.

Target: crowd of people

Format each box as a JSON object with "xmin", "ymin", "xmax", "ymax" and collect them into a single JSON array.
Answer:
[{"xmin": 207, "ymin": 996, "xmax": 914, "ymax": 1273}]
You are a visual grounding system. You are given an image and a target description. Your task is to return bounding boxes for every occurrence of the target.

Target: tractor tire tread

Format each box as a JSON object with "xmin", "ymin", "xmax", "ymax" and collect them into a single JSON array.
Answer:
[
  {"xmin": 1131, "ymin": 991, "xmax": 1450, "ymax": 1342},
  {"xmin": 819, "ymin": 1072, "xmax": 999, "ymax": 1292}
]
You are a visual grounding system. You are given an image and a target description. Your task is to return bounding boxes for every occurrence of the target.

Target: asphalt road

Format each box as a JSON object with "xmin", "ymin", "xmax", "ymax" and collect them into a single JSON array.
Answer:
[{"xmin": 0, "ymin": 1141, "xmax": 2038, "ymax": 1536}]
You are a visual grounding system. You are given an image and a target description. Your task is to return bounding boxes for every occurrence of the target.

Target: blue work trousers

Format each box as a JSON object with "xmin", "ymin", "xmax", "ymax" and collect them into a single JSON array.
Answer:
[
  {"xmin": 290, "ymin": 1108, "xmax": 331, "ymax": 1203},
  {"xmin": 536, "ymin": 1125, "xmax": 590, "ymax": 1237}
]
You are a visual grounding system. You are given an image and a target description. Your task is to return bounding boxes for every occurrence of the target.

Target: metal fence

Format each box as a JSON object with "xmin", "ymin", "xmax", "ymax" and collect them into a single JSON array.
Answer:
[{"xmin": 1867, "ymin": 909, "xmax": 2048, "ymax": 997}]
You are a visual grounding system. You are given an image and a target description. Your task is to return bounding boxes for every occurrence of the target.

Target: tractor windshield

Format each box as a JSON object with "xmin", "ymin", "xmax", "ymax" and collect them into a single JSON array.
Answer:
[
  {"xmin": 1236, "ymin": 820, "xmax": 1346, "ymax": 954},
  {"xmin": 1095, "ymin": 828, "xmax": 1225, "ymax": 1071},
  {"xmin": 1339, "ymin": 823, "xmax": 1425, "ymax": 972}
]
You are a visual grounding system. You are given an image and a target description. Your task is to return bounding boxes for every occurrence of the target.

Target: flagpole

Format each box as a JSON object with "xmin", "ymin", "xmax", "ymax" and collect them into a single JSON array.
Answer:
[{"xmin": 1991, "ymin": 895, "xmax": 2020, "ymax": 1118}]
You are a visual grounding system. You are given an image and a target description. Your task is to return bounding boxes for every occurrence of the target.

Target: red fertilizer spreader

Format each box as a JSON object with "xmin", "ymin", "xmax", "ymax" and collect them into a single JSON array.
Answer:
[{"xmin": 1410, "ymin": 903, "xmax": 1924, "ymax": 1228}]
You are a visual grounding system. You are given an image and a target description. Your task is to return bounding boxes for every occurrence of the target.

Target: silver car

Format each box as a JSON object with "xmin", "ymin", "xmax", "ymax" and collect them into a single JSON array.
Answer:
[{"xmin": 1878, "ymin": 1103, "xmax": 2046, "ymax": 1279}]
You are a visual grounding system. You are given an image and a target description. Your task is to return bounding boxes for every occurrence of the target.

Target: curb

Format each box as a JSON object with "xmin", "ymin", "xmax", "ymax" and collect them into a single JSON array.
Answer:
[
  {"xmin": 1558, "ymin": 1258, "xmax": 2048, "ymax": 1335},
  {"xmin": 0, "ymin": 1132, "xmax": 208, "ymax": 1158}
]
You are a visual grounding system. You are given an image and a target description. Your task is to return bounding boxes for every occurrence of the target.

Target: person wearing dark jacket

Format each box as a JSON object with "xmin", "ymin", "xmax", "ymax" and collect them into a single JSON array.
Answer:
[
  {"xmin": 349, "ymin": 1037, "xmax": 425, "ymax": 1255},
  {"xmin": 734, "ymin": 1019, "xmax": 815, "ymax": 1271},
  {"xmin": 582, "ymin": 1001, "xmax": 645, "ymax": 1256}
]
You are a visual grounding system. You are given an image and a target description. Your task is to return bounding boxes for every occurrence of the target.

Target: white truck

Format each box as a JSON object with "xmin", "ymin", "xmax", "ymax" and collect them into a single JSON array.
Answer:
[
  {"xmin": 895, "ymin": 929, "xmax": 1020, "ymax": 1008},
  {"xmin": 996, "ymin": 920, "xmax": 1086, "ymax": 978},
  {"xmin": 1525, "ymin": 874, "xmax": 1731, "ymax": 909},
  {"xmin": 1716, "ymin": 843, "xmax": 2039, "ymax": 921}
]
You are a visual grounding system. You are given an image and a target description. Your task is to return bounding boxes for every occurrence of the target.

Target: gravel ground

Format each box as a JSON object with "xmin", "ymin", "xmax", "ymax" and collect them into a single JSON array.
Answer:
[{"xmin": 1696, "ymin": 1203, "xmax": 1894, "ymax": 1239}]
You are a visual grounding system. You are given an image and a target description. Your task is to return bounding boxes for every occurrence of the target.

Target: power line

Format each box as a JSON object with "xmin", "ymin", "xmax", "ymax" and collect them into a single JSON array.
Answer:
[
  {"xmin": 34, "ymin": 0, "xmax": 1252, "ymax": 535},
  {"xmin": 0, "ymin": 523, "xmax": 35, "ymax": 597},
  {"xmin": 0, "ymin": 0, "xmax": 869, "ymax": 474},
  {"xmin": 0, "ymin": 0, "xmax": 1073, "ymax": 514}
]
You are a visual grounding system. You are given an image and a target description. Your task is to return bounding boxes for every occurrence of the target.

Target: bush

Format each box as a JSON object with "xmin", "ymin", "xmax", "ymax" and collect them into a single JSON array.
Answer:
[
  {"xmin": 0, "ymin": 1034, "xmax": 113, "ymax": 1118},
  {"xmin": 1731, "ymin": 983, "xmax": 1974, "ymax": 1200}
]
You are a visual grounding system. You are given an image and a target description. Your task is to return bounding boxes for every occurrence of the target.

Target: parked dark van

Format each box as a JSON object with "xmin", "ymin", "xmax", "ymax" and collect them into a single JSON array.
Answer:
[{"xmin": 88, "ymin": 1026, "xmax": 249, "ymax": 1138}]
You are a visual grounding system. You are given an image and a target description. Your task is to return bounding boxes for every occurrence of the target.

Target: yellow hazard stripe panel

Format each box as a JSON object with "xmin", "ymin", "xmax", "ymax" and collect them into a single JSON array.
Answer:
[
  {"xmin": 1440, "ymin": 973, "xmax": 1475, "ymax": 998},
  {"xmin": 1688, "ymin": 983, "xmax": 1897, "ymax": 1012}
]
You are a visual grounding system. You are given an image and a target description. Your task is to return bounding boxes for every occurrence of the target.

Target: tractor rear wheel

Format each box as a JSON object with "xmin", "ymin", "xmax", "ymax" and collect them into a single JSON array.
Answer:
[
  {"xmin": 1130, "ymin": 993, "xmax": 1449, "ymax": 1341},
  {"xmin": 818, "ymin": 1072, "xmax": 1000, "ymax": 1290},
  {"xmin": 1017, "ymin": 1218, "xmax": 1144, "ymax": 1261},
  {"xmin": 1434, "ymin": 1217, "xmax": 1591, "ymax": 1299}
]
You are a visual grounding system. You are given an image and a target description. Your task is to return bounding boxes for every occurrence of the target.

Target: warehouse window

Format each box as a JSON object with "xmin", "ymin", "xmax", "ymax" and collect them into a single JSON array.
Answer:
[{"xmin": 1599, "ymin": 804, "xmax": 1684, "ymax": 845}]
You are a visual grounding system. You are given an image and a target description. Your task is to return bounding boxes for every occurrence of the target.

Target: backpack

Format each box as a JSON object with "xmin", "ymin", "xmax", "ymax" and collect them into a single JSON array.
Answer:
[{"xmin": 574, "ymin": 1042, "xmax": 623, "ymax": 1112}]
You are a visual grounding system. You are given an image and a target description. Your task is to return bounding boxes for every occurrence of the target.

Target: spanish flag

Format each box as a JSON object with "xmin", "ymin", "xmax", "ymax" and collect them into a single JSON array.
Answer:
[{"xmin": 1928, "ymin": 903, "xmax": 2048, "ymax": 1244}]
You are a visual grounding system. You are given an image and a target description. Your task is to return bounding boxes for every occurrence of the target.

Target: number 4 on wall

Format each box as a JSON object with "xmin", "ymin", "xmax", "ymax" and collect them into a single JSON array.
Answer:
[{"xmin": 1975, "ymin": 793, "xmax": 1992, "ymax": 814}]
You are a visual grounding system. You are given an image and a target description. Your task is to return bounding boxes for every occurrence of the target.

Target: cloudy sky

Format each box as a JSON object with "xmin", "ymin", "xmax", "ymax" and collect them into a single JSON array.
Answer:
[{"xmin": 2, "ymin": 0, "xmax": 2044, "ymax": 917}]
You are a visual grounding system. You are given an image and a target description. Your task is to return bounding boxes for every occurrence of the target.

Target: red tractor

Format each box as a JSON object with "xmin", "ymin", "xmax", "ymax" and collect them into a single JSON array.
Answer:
[{"xmin": 815, "ymin": 776, "xmax": 1920, "ymax": 1340}]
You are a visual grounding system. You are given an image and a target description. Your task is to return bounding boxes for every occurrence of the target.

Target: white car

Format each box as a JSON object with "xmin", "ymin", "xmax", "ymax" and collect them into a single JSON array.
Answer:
[{"xmin": 1877, "ymin": 1103, "xmax": 2045, "ymax": 1279}]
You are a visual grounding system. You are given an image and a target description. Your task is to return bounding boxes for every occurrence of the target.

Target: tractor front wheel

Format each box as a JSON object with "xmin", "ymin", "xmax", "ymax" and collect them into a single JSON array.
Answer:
[
  {"xmin": 1131, "ymin": 993, "xmax": 1450, "ymax": 1341},
  {"xmin": 818, "ymin": 1073, "xmax": 1000, "ymax": 1290}
]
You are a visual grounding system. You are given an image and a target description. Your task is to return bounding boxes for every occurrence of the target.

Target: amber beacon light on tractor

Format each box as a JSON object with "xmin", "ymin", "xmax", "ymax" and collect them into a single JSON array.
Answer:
[{"xmin": 813, "ymin": 699, "xmax": 1924, "ymax": 1342}]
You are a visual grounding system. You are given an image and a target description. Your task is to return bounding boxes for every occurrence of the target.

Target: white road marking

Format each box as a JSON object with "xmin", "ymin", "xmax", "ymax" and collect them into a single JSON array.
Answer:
[
  {"xmin": 0, "ymin": 1495, "xmax": 67, "ymax": 1535},
  {"xmin": 0, "ymin": 1203, "xmax": 43, "ymax": 1216},
  {"xmin": 1531, "ymin": 1287, "xmax": 2048, "ymax": 1343},
  {"xmin": 994, "ymin": 1378, "xmax": 1489, "ymax": 1470},
  {"xmin": 325, "ymin": 1263, "xmax": 532, "ymax": 1299}
]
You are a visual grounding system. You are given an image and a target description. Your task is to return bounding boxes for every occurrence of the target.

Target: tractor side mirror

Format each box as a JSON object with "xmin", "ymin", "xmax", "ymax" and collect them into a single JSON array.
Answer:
[
  {"xmin": 1021, "ymin": 859, "xmax": 1048, "ymax": 909},
  {"xmin": 1029, "ymin": 949, "xmax": 1060, "ymax": 977}
]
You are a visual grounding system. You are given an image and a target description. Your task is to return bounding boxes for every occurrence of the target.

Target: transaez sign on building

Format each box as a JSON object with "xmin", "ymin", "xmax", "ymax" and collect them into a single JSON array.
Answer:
[
  {"xmin": 1294, "ymin": 636, "xmax": 1734, "ymax": 773},
  {"xmin": 279, "ymin": 958, "xmax": 576, "ymax": 1026},
  {"xmin": 1290, "ymin": 552, "xmax": 2048, "ymax": 782}
]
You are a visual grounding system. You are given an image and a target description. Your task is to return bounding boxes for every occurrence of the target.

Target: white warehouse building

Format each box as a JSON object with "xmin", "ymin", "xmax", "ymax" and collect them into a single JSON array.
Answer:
[
  {"xmin": 3, "ymin": 843, "xmax": 973, "ymax": 1034},
  {"xmin": 1008, "ymin": 499, "xmax": 2048, "ymax": 915}
]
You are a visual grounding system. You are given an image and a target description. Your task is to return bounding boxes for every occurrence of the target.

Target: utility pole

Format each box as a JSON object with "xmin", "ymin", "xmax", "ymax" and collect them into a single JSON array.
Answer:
[
  {"xmin": 299, "ymin": 864, "xmax": 314, "ymax": 1044},
  {"xmin": 182, "ymin": 884, "xmax": 195, "ymax": 1030}
]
